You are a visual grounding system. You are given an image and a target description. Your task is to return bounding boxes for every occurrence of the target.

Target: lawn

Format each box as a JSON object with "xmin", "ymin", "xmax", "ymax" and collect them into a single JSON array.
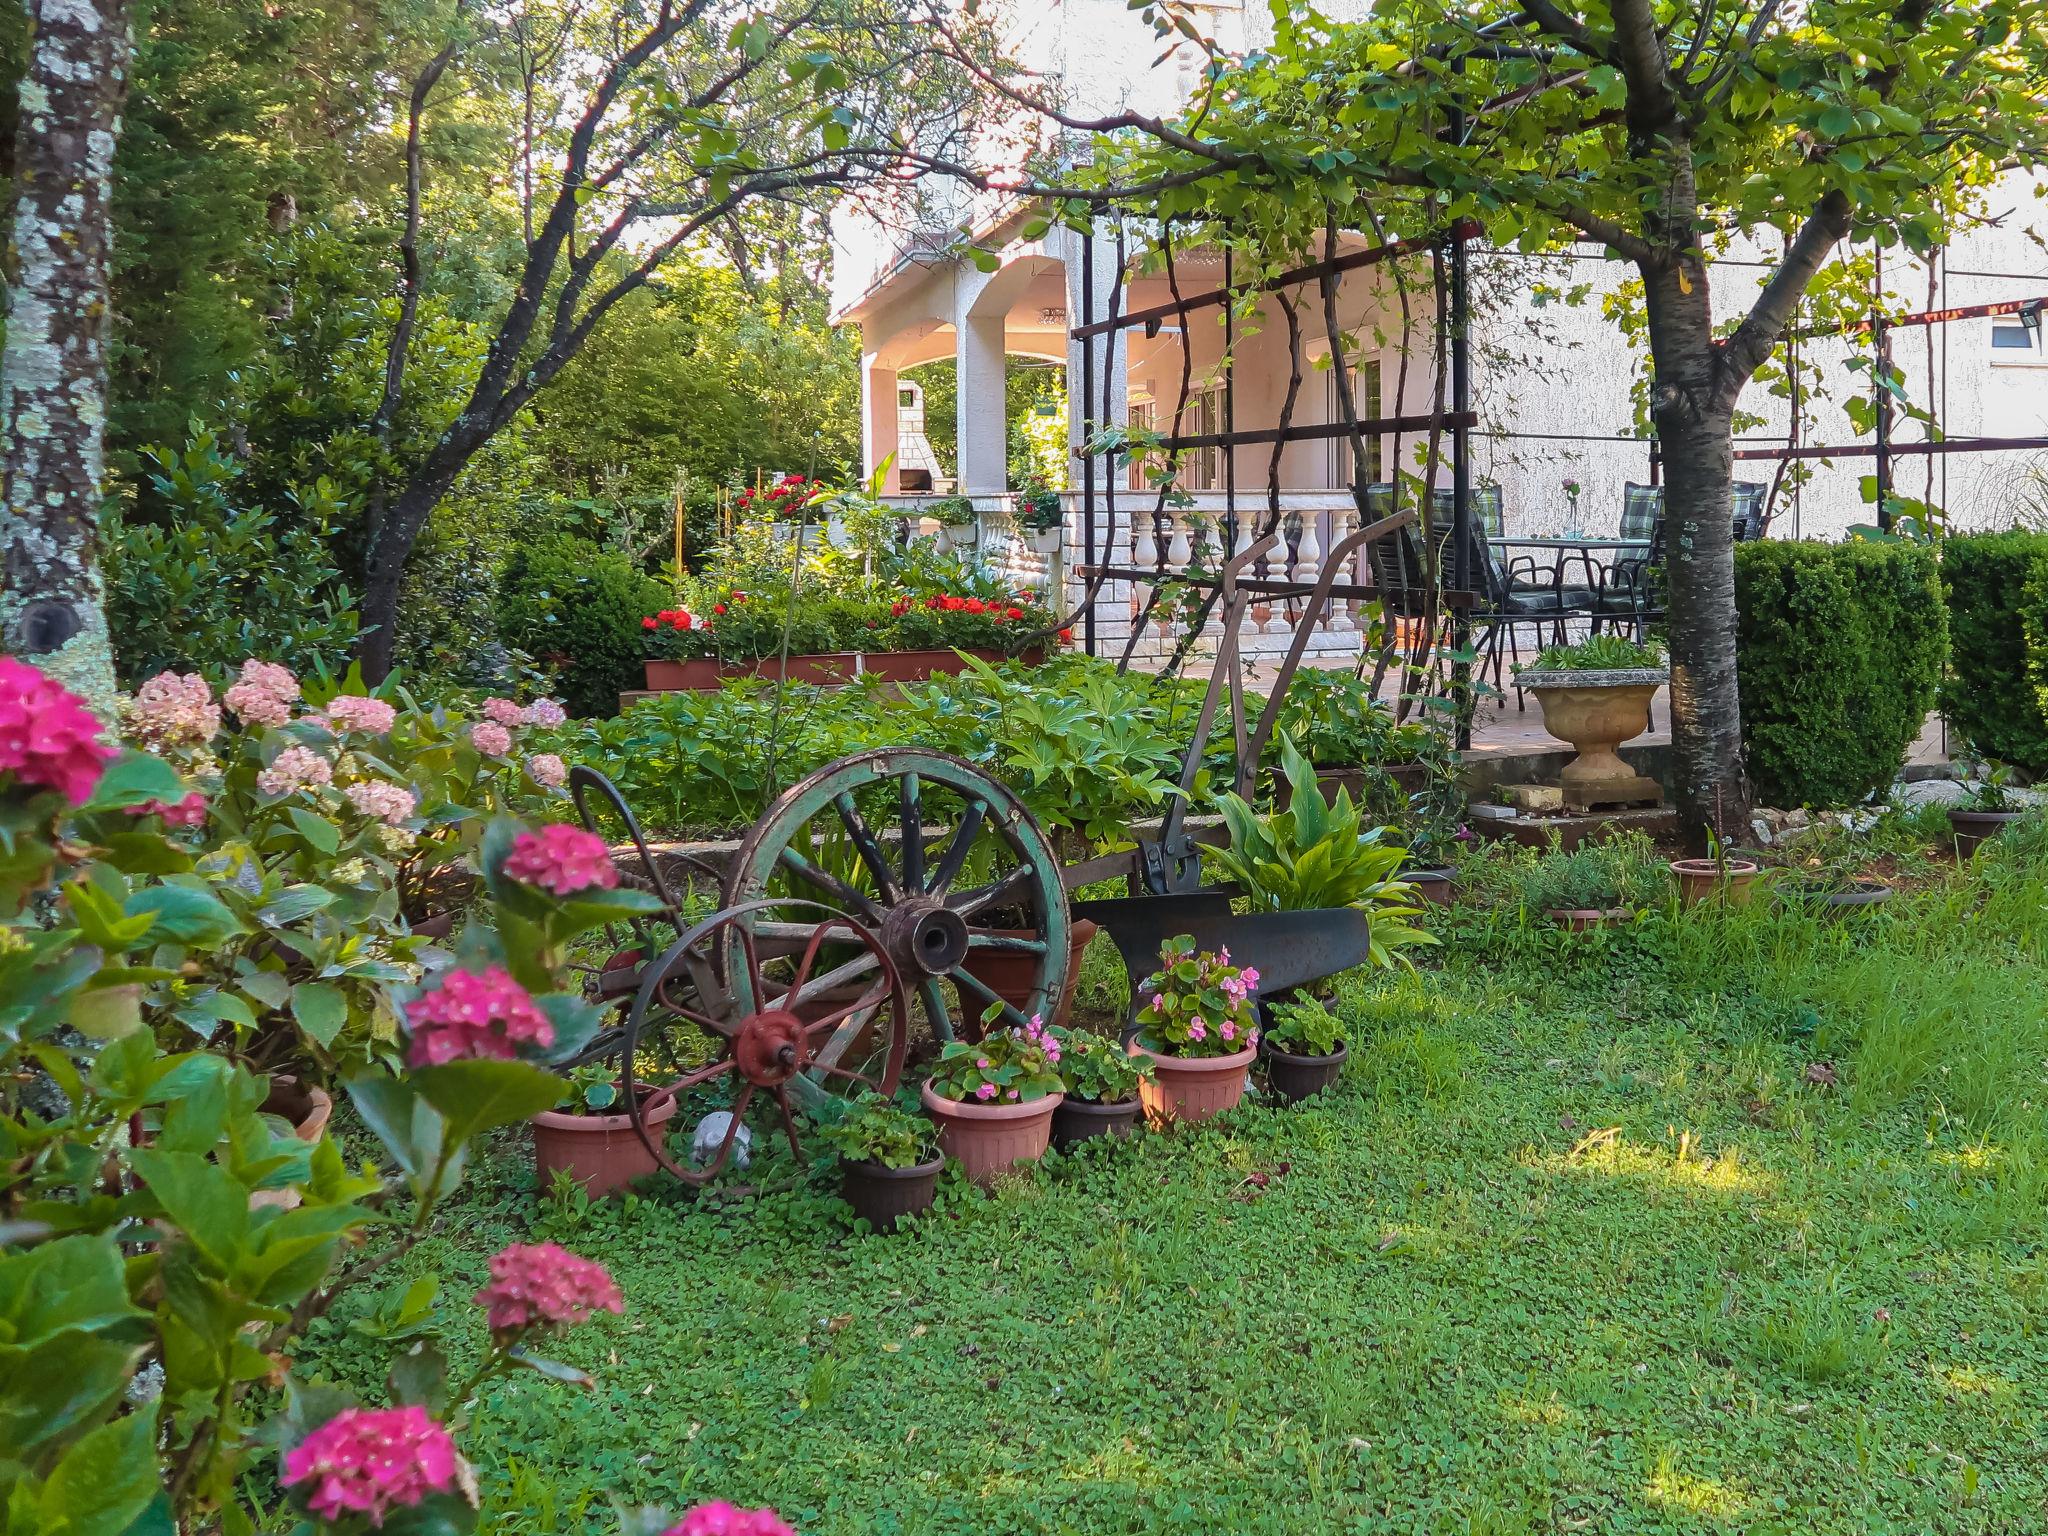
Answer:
[{"xmin": 297, "ymin": 830, "xmax": 2048, "ymax": 1535}]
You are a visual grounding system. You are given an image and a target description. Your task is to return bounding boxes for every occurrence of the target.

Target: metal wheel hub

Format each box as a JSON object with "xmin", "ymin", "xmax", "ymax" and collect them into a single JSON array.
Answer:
[
  {"xmin": 881, "ymin": 897, "xmax": 970, "ymax": 978},
  {"xmin": 733, "ymin": 1010, "xmax": 806, "ymax": 1086}
]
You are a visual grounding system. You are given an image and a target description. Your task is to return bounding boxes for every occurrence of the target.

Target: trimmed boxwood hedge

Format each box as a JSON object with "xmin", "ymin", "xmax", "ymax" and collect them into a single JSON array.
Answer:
[
  {"xmin": 1940, "ymin": 530, "xmax": 2048, "ymax": 775},
  {"xmin": 1733, "ymin": 539, "xmax": 1946, "ymax": 809},
  {"xmin": 496, "ymin": 533, "xmax": 668, "ymax": 717}
]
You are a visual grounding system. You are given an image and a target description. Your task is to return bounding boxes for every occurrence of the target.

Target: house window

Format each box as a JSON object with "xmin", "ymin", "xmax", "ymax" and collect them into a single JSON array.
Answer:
[
  {"xmin": 1324, "ymin": 359, "xmax": 1383, "ymax": 487},
  {"xmin": 1990, "ymin": 313, "xmax": 2043, "ymax": 361}
]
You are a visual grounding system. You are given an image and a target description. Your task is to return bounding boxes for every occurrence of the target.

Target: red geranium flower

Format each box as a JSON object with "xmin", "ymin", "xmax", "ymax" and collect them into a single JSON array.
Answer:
[
  {"xmin": 713, "ymin": 603, "xmax": 727, "ymax": 616},
  {"xmin": 642, "ymin": 616, "xmax": 658, "ymax": 630},
  {"xmin": 1006, "ymin": 606, "xmax": 1024, "ymax": 619}
]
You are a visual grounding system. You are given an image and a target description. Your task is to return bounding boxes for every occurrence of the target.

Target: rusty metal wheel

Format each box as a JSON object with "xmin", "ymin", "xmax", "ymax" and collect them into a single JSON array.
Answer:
[{"xmin": 617, "ymin": 899, "xmax": 907, "ymax": 1184}]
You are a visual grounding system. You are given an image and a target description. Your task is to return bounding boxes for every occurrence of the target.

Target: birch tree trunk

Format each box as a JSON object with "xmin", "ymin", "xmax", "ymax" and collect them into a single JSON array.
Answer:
[{"xmin": 0, "ymin": 0, "xmax": 132, "ymax": 711}]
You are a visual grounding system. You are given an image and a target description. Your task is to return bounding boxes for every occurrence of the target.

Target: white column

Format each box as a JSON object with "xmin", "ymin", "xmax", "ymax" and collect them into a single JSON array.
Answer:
[
  {"xmin": 1062, "ymin": 222, "xmax": 1129, "ymax": 618},
  {"xmin": 861, "ymin": 356, "xmax": 900, "ymax": 492},
  {"xmin": 955, "ymin": 311, "xmax": 1008, "ymax": 495}
]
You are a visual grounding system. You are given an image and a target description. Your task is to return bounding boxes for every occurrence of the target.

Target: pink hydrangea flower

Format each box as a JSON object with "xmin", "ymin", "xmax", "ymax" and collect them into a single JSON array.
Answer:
[
  {"xmin": 222, "ymin": 659, "xmax": 299, "ymax": 728},
  {"xmin": 127, "ymin": 791, "xmax": 208, "ymax": 827},
  {"xmin": 282, "ymin": 1405, "xmax": 459, "ymax": 1528},
  {"xmin": 471, "ymin": 721, "xmax": 512, "ymax": 757},
  {"xmin": 662, "ymin": 1503, "xmax": 796, "ymax": 1536},
  {"xmin": 127, "ymin": 671, "xmax": 220, "ymax": 747},
  {"xmin": 524, "ymin": 698, "xmax": 567, "ymax": 729},
  {"xmin": 474, "ymin": 1242, "xmax": 624, "ymax": 1334},
  {"xmin": 0, "ymin": 657, "xmax": 117, "ymax": 806},
  {"xmin": 345, "ymin": 779, "xmax": 416, "ymax": 826},
  {"xmin": 481, "ymin": 697, "xmax": 527, "ymax": 729},
  {"xmin": 975, "ymin": 1082, "xmax": 997, "ymax": 1101},
  {"xmin": 257, "ymin": 744, "xmax": 333, "ymax": 797},
  {"xmin": 404, "ymin": 965, "xmax": 555, "ymax": 1066},
  {"xmin": 325, "ymin": 695, "xmax": 398, "ymax": 735},
  {"xmin": 525, "ymin": 752, "xmax": 567, "ymax": 789},
  {"xmin": 503, "ymin": 823, "xmax": 618, "ymax": 895}
]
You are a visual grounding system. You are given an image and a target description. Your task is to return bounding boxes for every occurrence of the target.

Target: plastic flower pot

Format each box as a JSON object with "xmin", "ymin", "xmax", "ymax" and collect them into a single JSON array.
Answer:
[
  {"xmin": 1949, "ymin": 806, "xmax": 2027, "ymax": 858},
  {"xmin": 1261, "ymin": 1041, "xmax": 1348, "ymax": 1106},
  {"xmin": 920, "ymin": 1081, "xmax": 1062, "ymax": 1185},
  {"xmin": 840, "ymin": 1155, "xmax": 942, "ymax": 1231},
  {"xmin": 1800, "ymin": 878, "xmax": 1894, "ymax": 913},
  {"xmin": 1050, "ymin": 1096, "xmax": 1142, "ymax": 1149},
  {"xmin": 532, "ymin": 1091, "xmax": 678, "ymax": 1198},
  {"xmin": 1128, "ymin": 1041, "xmax": 1256, "ymax": 1127},
  {"xmin": 644, "ymin": 658, "xmax": 721, "ymax": 691},
  {"xmin": 958, "ymin": 918, "xmax": 1098, "ymax": 1031},
  {"xmin": 1670, "ymin": 857, "xmax": 1761, "ymax": 907},
  {"xmin": 1406, "ymin": 866, "xmax": 1458, "ymax": 906},
  {"xmin": 1546, "ymin": 907, "xmax": 1630, "ymax": 933},
  {"xmin": 251, "ymin": 1076, "xmax": 334, "ymax": 1211}
]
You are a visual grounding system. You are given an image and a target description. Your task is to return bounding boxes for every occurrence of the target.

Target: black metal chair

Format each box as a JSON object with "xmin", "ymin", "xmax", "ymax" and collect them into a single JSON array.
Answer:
[{"xmin": 1424, "ymin": 487, "xmax": 1595, "ymax": 704}]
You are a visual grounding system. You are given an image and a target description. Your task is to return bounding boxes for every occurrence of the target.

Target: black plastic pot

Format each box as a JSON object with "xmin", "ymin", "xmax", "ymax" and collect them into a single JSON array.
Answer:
[
  {"xmin": 1407, "ymin": 867, "xmax": 1458, "ymax": 906},
  {"xmin": 1800, "ymin": 878, "xmax": 1894, "ymax": 912},
  {"xmin": 1050, "ymin": 1096, "xmax": 1141, "ymax": 1149},
  {"xmin": 1949, "ymin": 807, "xmax": 2027, "ymax": 859},
  {"xmin": 1261, "ymin": 1041, "xmax": 1348, "ymax": 1105},
  {"xmin": 839, "ymin": 1155, "xmax": 941, "ymax": 1232}
]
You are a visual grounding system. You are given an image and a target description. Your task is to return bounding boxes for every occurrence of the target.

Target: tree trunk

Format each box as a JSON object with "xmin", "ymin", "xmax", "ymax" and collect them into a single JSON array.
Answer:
[
  {"xmin": 1643, "ymin": 262, "xmax": 1751, "ymax": 850},
  {"xmin": 357, "ymin": 444, "xmax": 472, "ymax": 682},
  {"xmin": 0, "ymin": 0, "xmax": 133, "ymax": 713}
]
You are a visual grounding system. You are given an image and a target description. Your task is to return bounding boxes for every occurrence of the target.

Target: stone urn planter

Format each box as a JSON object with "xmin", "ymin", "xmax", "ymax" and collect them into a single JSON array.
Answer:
[
  {"xmin": 920, "ymin": 1081, "xmax": 1061, "ymax": 1185},
  {"xmin": 1670, "ymin": 857, "xmax": 1761, "ymax": 907},
  {"xmin": 1129, "ymin": 1041, "xmax": 1256, "ymax": 1127},
  {"xmin": 1516, "ymin": 667, "xmax": 1667, "ymax": 810}
]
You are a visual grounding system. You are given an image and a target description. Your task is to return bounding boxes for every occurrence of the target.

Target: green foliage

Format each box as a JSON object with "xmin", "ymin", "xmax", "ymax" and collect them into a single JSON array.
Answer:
[
  {"xmin": 1516, "ymin": 830, "xmax": 1671, "ymax": 913},
  {"xmin": 105, "ymin": 427, "xmax": 360, "ymax": 684},
  {"xmin": 1264, "ymin": 995, "xmax": 1347, "ymax": 1057},
  {"xmin": 1734, "ymin": 539, "xmax": 1946, "ymax": 809},
  {"xmin": 1525, "ymin": 634, "xmax": 1666, "ymax": 672},
  {"xmin": 1051, "ymin": 1027, "xmax": 1150, "ymax": 1104},
  {"xmin": 926, "ymin": 1026, "xmax": 1064, "ymax": 1104},
  {"xmin": 813, "ymin": 1092, "xmax": 938, "ymax": 1168},
  {"xmin": 1134, "ymin": 935, "xmax": 1261, "ymax": 1058},
  {"xmin": 497, "ymin": 534, "xmax": 669, "ymax": 717},
  {"xmin": 1270, "ymin": 667, "xmax": 1434, "ymax": 768},
  {"xmin": 1940, "ymin": 531, "xmax": 2048, "ymax": 775},
  {"xmin": 925, "ymin": 495, "xmax": 979, "ymax": 527}
]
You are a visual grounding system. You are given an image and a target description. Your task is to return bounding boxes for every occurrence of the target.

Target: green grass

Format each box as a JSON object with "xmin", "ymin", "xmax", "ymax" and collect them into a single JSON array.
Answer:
[{"xmin": 297, "ymin": 832, "xmax": 2048, "ymax": 1535}]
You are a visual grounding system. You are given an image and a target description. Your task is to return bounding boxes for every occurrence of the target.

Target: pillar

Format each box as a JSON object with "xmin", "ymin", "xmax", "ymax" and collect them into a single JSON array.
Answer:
[
  {"xmin": 861, "ymin": 355, "xmax": 900, "ymax": 492},
  {"xmin": 955, "ymin": 311, "xmax": 1008, "ymax": 495}
]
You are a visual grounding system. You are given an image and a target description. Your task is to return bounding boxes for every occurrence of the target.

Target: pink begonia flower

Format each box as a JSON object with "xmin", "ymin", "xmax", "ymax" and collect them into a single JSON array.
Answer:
[
  {"xmin": 283, "ymin": 1405, "xmax": 458, "ymax": 1527},
  {"xmin": 975, "ymin": 1082, "xmax": 997, "ymax": 1101},
  {"xmin": 481, "ymin": 697, "xmax": 527, "ymax": 729},
  {"xmin": 470, "ymin": 721, "xmax": 513, "ymax": 757},
  {"xmin": 257, "ymin": 744, "xmax": 333, "ymax": 797},
  {"xmin": 662, "ymin": 1502, "xmax": 797, "ymax": 1536},
  {"xmin": 526, "ymin": 752, "xmax": 568, "ymax": 789},
  {"xmin": 524, "ymin": 698, "xmax": 567, "ymax": 729},
  {"xmin": 325, "ymin": 695, "xmax": 398, "ymax": 735},
  {"xmin": 127, "ymin": 671, "xmax": 220, "ymax": 747},
  {"xmin": 1220, "ymin": 1021, "xmax": 1236, "ymax": 1042},
  {"xmin": 1007, "ymin": 1088, "xmax": 1020, "ymax": 1101},
  {"xmin": 975, "ymin": 1057, "xmax": 990, "ymax": 1069},
  {"xmin": 474, "ymin": 1242, "xmax": 623, "ymax": 1334},
  {"xmin": 345, "ymin": 779, "xmax": 416, "ymax": 826},
  {"xmin": 1187, "ymin": 1021, "xmax": 1207, "ymax": 1042},
  {"xmin": 404, "ymin": 965, "xmax": 554, "ymax": 1067},
  {"xmin": 127, "ymin": 791, "xmax": 208, "ymax": 827},
  {"xmin": 1239, "ymin": 967, "xmax": 1261, "ymax": 989},
  {"xmin": 0, "ymin": 657, "xmax": 117, "ymax": 806},
  {"xmin": 503, "ymin": 823, "xmax": 618, "ymax": 895}
]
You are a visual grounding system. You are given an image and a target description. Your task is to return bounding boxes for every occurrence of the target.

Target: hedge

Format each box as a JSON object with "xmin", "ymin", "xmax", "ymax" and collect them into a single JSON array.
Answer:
[
  {"xmin": 1734, "ymin": 538, "xmax": 1946, "ymax": 809},
  {"xmin": 1940, "ymin": 531, "xmax": 2048, "ymax": 775},
  {"xmin": 495, "ymin": 533, "xmax": 668, "ymax": 717}
]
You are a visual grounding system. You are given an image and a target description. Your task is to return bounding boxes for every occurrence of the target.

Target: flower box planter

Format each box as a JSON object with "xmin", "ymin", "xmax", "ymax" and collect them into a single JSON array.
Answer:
[
  {"xmin": 1949, "ymin": 806, "xmax": 2027, "ymax": 858},
  {"xmin": 1129, "ymin": 1041, "xmax": 1256, "ymax": 1127},
  {"xmin": 840, "ymin": 1155, "xmax": 943, "ymax": 1231},
  {"xmin": 642, "ymin": 648, "xmax": 1048, "ymax": 693},
  {"xmin": 920, "ymin": 1081, "xmax": 1062, "ymax": 1185},
  {"xmin": 1050, "ymin": 1096, "xmax": 1142, "ymax": 1149},
  {"xmin": 1670, "ymin": 857, "xmax": 1761, "ymax": 907},
  {"xmin": 1261, "ymin": 1041, "xmax": 1348, "ymax": 1105},
  {"xmin": 958, "ymin": 917, "xmax": 1097, "ymax": 1031},
  {"xmin": 750, "ymin": 651, "xmax": 860, "ymax": 686},
  {"xmin": 532, "ymin": 1092, "xmax": 678, "ymax": 1197},
  {"xmin": 644, "ymin": 658, "xmax": 722, "ymax": 690}
]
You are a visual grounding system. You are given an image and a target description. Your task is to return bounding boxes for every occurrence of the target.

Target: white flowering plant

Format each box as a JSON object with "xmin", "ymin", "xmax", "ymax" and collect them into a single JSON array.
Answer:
[{"xmin": 1134, "ymin": 935, "xmax": 1261, "ymax": 1059}]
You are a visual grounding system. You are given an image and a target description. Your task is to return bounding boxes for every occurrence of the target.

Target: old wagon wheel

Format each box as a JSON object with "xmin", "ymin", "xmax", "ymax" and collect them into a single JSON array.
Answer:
[
  {"xmin": 618, "ymin": 898, "xmax": 908, "ymax": 1184},
  {"xmin": 726, "ymin": 750, "xmax": 1071, "ymax": 1046}
]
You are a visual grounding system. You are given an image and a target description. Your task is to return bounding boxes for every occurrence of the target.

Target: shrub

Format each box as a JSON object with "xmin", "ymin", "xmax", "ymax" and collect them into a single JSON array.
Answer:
[
  {"xmin": 1941, "ymin": 530, "xmax": 2048, "ymax": 774},
  {"xmin": 497, "ymin": 533, "xmax": 667, "ymax": 716},
  {"xmin": 1734, "ymin": 539, "xmax": 1945, "ymax": 809}
]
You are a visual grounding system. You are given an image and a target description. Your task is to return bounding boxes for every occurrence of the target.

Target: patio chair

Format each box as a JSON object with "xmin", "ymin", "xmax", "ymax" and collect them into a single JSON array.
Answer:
[
  {"xmin": 1592, "ymin": 482, "xmax": 1664, "ymax": 638},
  {"xmin": 1428, "ymin": 487, "xmax": 1595, "ymax": 705},
  {"xmin": 1732, "ymin": 480, "xmax": 1768, "ymax": 542}
]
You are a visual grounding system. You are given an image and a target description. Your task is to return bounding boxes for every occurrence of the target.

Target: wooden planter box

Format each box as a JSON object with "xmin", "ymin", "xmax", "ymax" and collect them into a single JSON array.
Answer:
[{"xmin": 642, "ymin": 648, "xmax": 1045, "ymax": 693}]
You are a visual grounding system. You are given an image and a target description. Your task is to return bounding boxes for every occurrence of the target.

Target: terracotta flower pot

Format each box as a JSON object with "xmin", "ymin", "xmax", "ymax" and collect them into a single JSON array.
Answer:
[
  {"xmin": 644, "ymin": 658, "xmax": 721, "ymax": 691},
  {"xmin": 1050, "ymin": 1096, "xmax": 1142, "ymax": 1149},
  {"xmin": 1670, "ymin": 857, "xmax": 1761, "ymax": 907},
  {"xmin": 840, "ymin": 1155, "xmax": 942, "ymax": 1231},
  {"xmin": 1406, "ymin": 866, "xmax": 1458, "ymax": 906},
  {"xmin": 532, "ymin": 1092, "xmax": 678, "ymax": 1197},
  {"xmin": 1949, "ymin": 806, "xmax": 2027, "ymax": 858},
  {"xmin": 1261, "ymin": 1041, "xmax": 1348, "ymax": 1105},
  {"xmin": 1546, "ymin": 907, "xmax": 1629, "ymax": 933},
  {"xmin": 920, "ymin": 1081, "xmax": 1062, "ymax": 1185},
  {"xmin": 1129, "ymin": 1041, "xmax": 1256, "ymax": 1127},
  {"xmin": 958, "ymin": 918, "xmax": 1098, "ymax": 1032},
  {"xmin": 252, "ymin": 1076, "xmax": 334, "ymax": 1210}
]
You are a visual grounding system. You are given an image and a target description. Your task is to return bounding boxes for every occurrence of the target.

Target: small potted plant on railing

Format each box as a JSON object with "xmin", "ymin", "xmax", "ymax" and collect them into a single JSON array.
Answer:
[
  {"xmin": 927, "ymin": 494, "xmax": 980, "ymax": 553},
  {"xmin": 1128, "ymin": 937, "xmax": 1260, "ymax": 1127},
  {"xmin": 1514, "ymin": 635, "xmax": 1668, "ymax": 810},
  {"xmin": 1948, "ymin": 760, "xmax": 2032, "ymax": 857},
  {"xmin": 1048, "ymin": 1027, "xmax": 1151, "ymax": 1148},
  {"xmin": 1259, "ymin": 995, "xmax": 1349, "ymax": 1105},
  {"xmin": 818, "ymin": 1091, "xmax": 943, "ymax": 1231},
  {"xmin": 1017, "ymin": 473, "xmax": 1064, "ymax": 553},
  {"xmin": 532, "ymin": 1059, "xmax": 679, "ymax": 1197},
  {"xmin": 920, "ymin": 1014, "xmax": 1065, "ymax": 1184}
]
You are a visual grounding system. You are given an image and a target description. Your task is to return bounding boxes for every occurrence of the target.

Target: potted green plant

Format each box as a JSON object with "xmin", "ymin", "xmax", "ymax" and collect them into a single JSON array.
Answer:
[
  {"xmin": 1670, "ymin": 831, "xmax": 1761, "ymax": 907},
  {"xmin": 531, "ymin": 1061, "xmax": 678, "ymax": 1197},
  {"xmin": 817, "ymin": 1092, "xmax": 943, "ymax": 1231},
  {"xmin": 1048, "ymin": 1027, "xmax": 1151, "ymax": 1147},
  {"xmin": 920, "ymin": 1015, "xmax": 1065, "ymax": 1184},
  {"xmin": 1016, "ymin": 474, "xmax": 1064, "ymax": 553},
  {"xmin": 1513, "ymin": 636, "xmax": 1667, "ymax": 809},
  {"xmin": 1948, "ymin": 762, "xmax": 2032, "ymax": 856},
  {"xmin": 1128, "ymin": 936, "xmax": 1261, "ymax": 1126},
  {"xmin": 1259, "ymin": 996, "xmax": 1349, "ymax": 1105},
  {"xmin": 927, "ymin": 495, "xmax": 979, "ymax": 554}
]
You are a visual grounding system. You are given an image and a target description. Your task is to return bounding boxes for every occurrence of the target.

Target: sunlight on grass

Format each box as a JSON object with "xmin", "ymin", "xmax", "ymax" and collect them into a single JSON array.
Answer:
[
  {"xmin": 1644, "ymin": 1453, "xmax": 1746, "ymax": 1520},
  {"xmin": 1521, "ymin": 1131, "xmax": 1778, "ymax": 1198},
  {"xmin": 1936, "ymin": 1362, "xmax": 2015, "ymax": 1401}
]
